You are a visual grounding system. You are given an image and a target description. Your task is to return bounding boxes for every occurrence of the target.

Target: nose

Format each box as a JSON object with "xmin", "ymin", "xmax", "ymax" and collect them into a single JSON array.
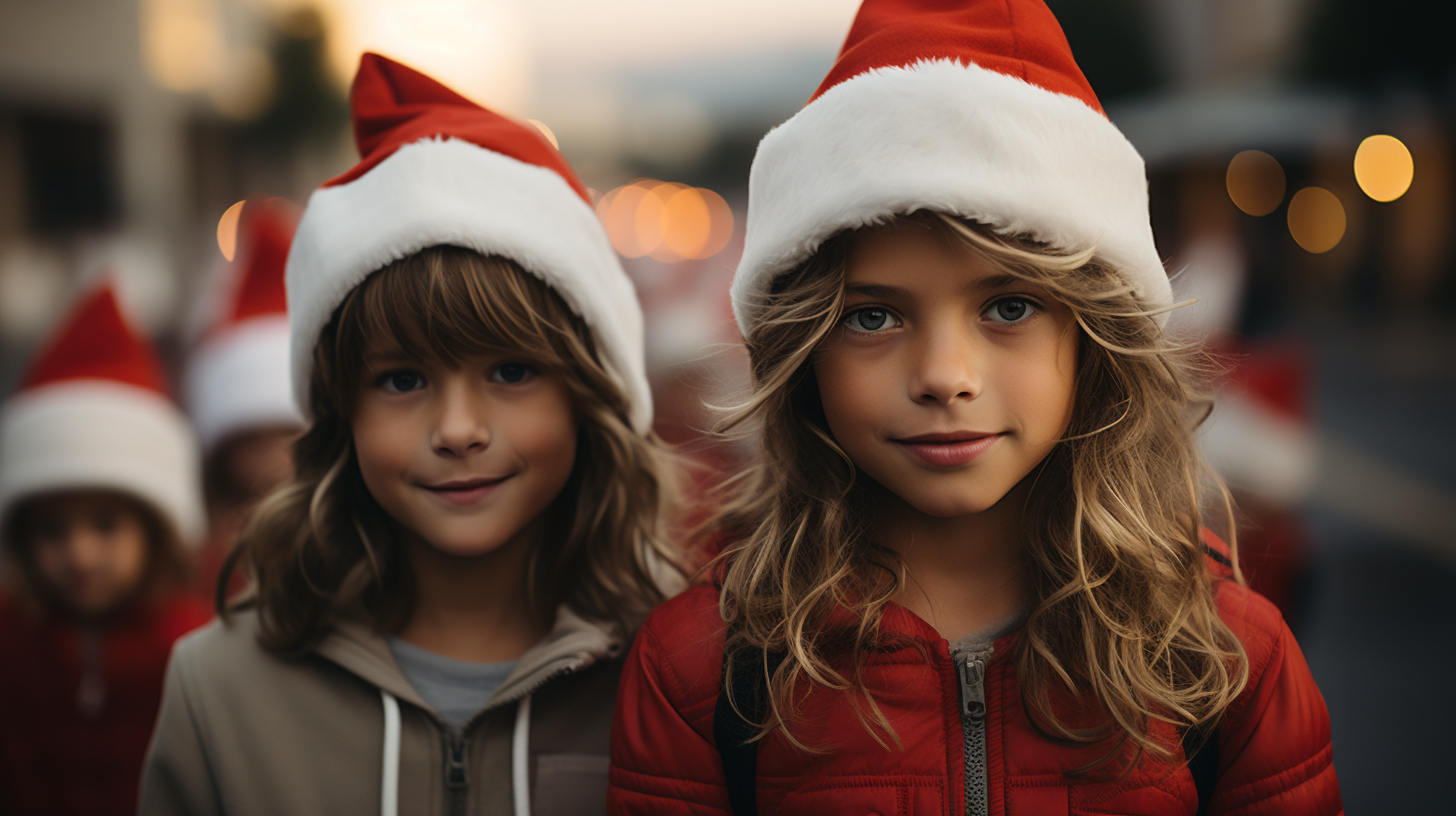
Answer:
[
  {"xmin": 432, "ymin": 377, "xmax": 489, "ymax": 456},
  {"xmin": 909, "ymin": 323, "xmax": 982, "ymax": 405}
]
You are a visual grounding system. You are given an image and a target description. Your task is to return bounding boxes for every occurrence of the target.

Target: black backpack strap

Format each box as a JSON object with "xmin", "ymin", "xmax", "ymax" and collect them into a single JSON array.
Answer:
[
  {"xmin": 1182, "ymin": 720, "xmax": 1220, "ymax": 816},
  {"xmin": 713, "ymin": 648, "xmax": 787, "ymax": 816}
]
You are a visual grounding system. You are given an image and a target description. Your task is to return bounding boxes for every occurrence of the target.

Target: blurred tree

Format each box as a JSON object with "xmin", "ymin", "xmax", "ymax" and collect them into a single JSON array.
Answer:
[
  {"xmin": 243, "ymin": 7, "xmax": 347, "ymax": 149},
  {"xmin": 1300, "ymin": 0, "xmax": 1456, "ymax": 94},
  {"xmin": 1045, "ymin": 0, "xmax": 1163, "ymax": 103}
]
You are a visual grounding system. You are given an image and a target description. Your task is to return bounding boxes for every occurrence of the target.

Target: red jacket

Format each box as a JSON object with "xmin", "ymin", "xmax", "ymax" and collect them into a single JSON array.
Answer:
[
  {"xmin": 0, "ymin": 591, "xmax": 211, "ymax": 816},
  {"xmin": 608, "ymin": 549, "xmax": 1341, "ymax": 815}
]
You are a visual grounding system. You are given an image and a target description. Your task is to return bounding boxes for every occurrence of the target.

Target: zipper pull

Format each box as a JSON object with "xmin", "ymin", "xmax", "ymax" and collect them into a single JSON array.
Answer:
[
  {"xmin": 445, "ymin": 733, "xmax": 469, "ymax": 790},
  {"xmin": 956, "ymin": 648, "xmax": 992, "ymax": 720}
]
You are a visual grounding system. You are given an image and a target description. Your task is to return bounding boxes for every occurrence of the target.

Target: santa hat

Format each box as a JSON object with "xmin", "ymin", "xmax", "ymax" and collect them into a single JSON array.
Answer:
[
  {"xmin": 186, "ymin": 198, "xmax": 304, "ymax": 453},
  {"xmin": 731, "ymin": 0, "xmax": 1170, "ymax": 334},
  {"xmin": 287, "ymin": 54, "xmax": 651, "ymax": 432},
  {"xmin": 0, "ymin": 282, "xmax": 204, "ymax": 544}
]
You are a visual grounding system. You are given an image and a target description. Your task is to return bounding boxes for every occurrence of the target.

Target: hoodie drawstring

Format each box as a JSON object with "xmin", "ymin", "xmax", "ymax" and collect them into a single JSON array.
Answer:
[
  {"xmin": 512, "ymin": 694, "xmax": 532, "ymax": 816},
  {"xmin": 378, "ymin": 690, "xmax": 531, "ymax": 816},
  {"xmin": 380, "ymin": 690, "xmax": 401, "ymax": 816}
]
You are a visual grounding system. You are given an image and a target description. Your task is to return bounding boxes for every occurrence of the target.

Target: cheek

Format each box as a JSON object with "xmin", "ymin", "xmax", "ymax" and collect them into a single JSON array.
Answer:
[
  {"xmin": 1020, "ymin": 330, "xmax": 1079, "ymax": 436},
  {"xmin": 511, "ymin": 394, "xmax": 578, "ymax": 476},
  {"xmin": 814, "ymin": 352, "xmax": 886, "ymax": 440},
  {"xmin": 109, "ymin": 527, "xmax": 150, "ymax": 584},
  {"xmin": 32, "ymin": 539, "xmax": 69, "ymax": 579},
  {"xmin": 352, "ymin": 406, "xmax": 414, "ymax": 481}
]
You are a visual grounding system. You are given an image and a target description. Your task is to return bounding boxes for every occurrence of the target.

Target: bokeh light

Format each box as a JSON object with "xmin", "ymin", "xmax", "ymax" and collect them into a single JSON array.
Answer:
[
  {"xmin": 527, "ymin": 119, "xmax": 559, "ymax": 150},
  {"xmin": 1226, "ymin": 150, "xmax": 1287, "ymax": 216},
  {"xmin": 142, "ymin": 0, "xmax": 226, "ymax": 92},
  {"xmin": 596, "ymin": 180, "xmax": 735, "ymax": 261},
  {"xmin": 217, "ymin": 200, "xmax": 246, "ymax": 262},
  {"xmin": 1287, "ymin": 187, "xmax": 1347, "ymax": 254},
  {"xmin": 1353, "ymin": 134, "xmax": 1415, "ymax": 202}
]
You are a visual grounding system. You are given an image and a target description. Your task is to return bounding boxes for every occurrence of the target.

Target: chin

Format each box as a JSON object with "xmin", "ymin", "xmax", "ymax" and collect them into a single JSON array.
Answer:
[{"xmin": 908, "ymin": 496, "xmax": 1002, "ymax": 518}]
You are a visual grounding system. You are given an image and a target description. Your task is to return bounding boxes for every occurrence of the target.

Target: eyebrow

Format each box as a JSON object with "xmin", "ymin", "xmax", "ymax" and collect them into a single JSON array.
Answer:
[{"xmin": 844, "ymin": 273, "xmax": 1025, "ymax": 298}]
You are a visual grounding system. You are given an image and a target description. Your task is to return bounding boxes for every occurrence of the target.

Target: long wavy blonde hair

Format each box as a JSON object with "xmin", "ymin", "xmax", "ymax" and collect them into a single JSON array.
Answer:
[
  {"xmin": 220, "ymin": 246, "xmax": 680, "ymax": 655},
  {"xmin": 713, "ymin": 213, "xmax": 1248, "ymax": 767}
]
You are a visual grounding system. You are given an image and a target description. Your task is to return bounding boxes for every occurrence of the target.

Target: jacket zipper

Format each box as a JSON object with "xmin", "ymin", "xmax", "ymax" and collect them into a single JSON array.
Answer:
[
  {"xmin": 436, "ymin": 658, "xmax": 583, "ymax": 815},
  {"xmin": 954, "ymin": 646, "xmax": 993, "ymax": 816},
  {"xmin": 444, "ymin": 731, "xmax": 469, "ymax": 816}
]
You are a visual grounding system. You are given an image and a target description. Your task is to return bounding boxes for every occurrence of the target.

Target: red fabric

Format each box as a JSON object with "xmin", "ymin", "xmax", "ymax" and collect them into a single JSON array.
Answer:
[
  {"xmin": 813, "ymin": 0, "xmax": 1103, "ymax": 115},
  {"xmin": 608, "ymin": 540, "xmax": 1342, "ymax": 815},
  {"xmin": 21, "ymin": 284, "xmax": 170, "ymax": 396},
  {"xmin": 326, "ymin": 53, "xmax": 590, "ymax": 203},
  {"xmin": 227, "ymin": 198, "xmax": 298, "ymax": 325},
  {"xmin": 0, "ymin": 591, "xmax": 210, "ymax": 816}
]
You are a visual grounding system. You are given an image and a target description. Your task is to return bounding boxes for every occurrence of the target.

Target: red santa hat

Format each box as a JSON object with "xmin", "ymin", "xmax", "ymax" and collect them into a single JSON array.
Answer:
[
  {"xmin": 0, "ymin": 282, "xmax": 204, "ymax": 544},
  {"xmin": 731, "ymin": 0, "xmax": 1170, "ymax": 333},
  {"xmin": 286, "ymin": 54, "xmax": 651, "ymax": 432},
  {"xmin": 186, "ymin": 198, "xmax": 304, "ymax": 453}
]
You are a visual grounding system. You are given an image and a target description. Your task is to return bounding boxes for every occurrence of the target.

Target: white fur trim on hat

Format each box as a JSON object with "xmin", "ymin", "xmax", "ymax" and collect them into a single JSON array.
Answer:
[
  {"xmin": 287, "ymin": 137, "xmax": 651, "ymax": 433},
  {"xmin": 187, "ymin": 315, "xmax": 302, "ymax": 452},
  {"xmin": 0, "ymin": 381, "xmax": 205, "ymax": 544},
  {"xmin": 732, "ymin": 58, "xmax": 1170, "ymax": 335}
]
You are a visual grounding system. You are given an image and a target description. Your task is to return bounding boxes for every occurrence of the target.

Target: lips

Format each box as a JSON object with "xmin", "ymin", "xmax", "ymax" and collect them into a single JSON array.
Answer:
[
  {"xmin": 420, "ymin": 475, "xmax": 511, "ymax": 505},
  {"xmin": 892, "ymin": 432, "xmax": 1003, "ymax": 467}
]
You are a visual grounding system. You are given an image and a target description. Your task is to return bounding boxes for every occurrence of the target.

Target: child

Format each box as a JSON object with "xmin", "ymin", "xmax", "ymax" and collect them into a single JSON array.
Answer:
[
  {"xmin": 608, "ymin": 2, "xmax": 1341, "ymax": 815},
  {"xmin": 140, "ymin": 53, "xmax": 678, "ymax": 816},
  {"xmin": 186, "ymin": 197, "xmax": 304, "ymax": 597},
  {"xmin": 0, "ymin": 282, "xmax": 211, "ymax": 816}
]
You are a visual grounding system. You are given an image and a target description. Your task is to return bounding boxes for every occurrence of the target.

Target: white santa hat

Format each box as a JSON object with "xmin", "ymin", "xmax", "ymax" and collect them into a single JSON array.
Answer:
[
  {"xmin": 286, "ymin": 53, "xmax": 651, "ymax": 432},
  {"xmin": 186, "ymin": 197, "xmax": 304, "ymax": 453},
  {"xmin": 0, "ymin": 281, "xmax": 205, "ymax": 544},
  {"xmin": 732, "ymin": 0, "xmax": 1170, "ymax": 335}
]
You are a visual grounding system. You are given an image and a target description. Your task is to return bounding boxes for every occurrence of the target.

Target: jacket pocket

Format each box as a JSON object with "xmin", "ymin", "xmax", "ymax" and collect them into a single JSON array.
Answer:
[{"xmin": 532, "ymin": 753, "xmax": 610, "ymax": 816}]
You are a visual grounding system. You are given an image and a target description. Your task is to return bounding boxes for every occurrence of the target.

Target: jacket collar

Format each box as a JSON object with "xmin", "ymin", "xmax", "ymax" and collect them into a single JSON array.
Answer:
[{"xmin": 313, "ymin": 604, "xmax": 624, "ymax": 712}]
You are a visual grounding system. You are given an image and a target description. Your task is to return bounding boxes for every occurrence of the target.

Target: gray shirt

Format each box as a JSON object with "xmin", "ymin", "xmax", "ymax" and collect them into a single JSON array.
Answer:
[{"xmin": 388, "ymin": 638, "xmax": 516, "ymax": 732}]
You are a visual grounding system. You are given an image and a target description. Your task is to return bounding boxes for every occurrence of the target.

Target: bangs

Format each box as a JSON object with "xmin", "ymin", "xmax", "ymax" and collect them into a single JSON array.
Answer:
[{"xmin": 318, "ymin": 246, "xmax": 598, "ymax": 416}]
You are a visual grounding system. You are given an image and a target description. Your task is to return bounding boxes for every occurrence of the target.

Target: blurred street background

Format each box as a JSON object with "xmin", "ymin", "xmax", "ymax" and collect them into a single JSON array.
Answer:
[{"xmin": 0, "ymin": 1, "xmax": 1452, "ymax": 810}]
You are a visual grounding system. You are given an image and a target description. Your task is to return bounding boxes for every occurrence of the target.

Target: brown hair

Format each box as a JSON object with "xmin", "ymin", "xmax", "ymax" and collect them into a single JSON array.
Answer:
[
  {"xmin": 220, "ymin": 246, "xmax": 680, "ymax": 655},
  {"xmin": 712, "ymin": 213, "xmax": 1247, "ymax": 767},
  {"xmin": 2, "ymin": 489, "xmax": 192, "ymax": 613}
]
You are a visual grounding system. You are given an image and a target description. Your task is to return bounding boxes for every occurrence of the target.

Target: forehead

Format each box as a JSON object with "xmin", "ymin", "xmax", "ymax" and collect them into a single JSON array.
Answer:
[{"xmin": 844, "ymin": 222, "xmax": 1017, "ymax": 295}]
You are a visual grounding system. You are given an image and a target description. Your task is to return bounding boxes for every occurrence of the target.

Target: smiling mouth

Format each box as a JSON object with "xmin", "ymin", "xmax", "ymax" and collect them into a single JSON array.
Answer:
[
  {"xmin": 420, "ymin": 476, "xmax": 512, "ymax": 504},
  {"xmin": 891, "ymin": 432, "xmax": 1004, "ymax": 467}
]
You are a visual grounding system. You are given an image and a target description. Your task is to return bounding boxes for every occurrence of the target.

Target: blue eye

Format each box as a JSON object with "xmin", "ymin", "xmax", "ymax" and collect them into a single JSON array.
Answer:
[
  {"xmin": 843, "ymin": 307, "xmax": 900, "ymax": 334},
  {"xmin": 492, "ymin": 362, "xmax": 537, "ymax": 384},
  {"xmin": 378, "ymin": 370, "xmax": 425, "ymax": 393},
  {"xmin": 985, "ymin": 298, "xmax": 1036, "ymax": 325}
]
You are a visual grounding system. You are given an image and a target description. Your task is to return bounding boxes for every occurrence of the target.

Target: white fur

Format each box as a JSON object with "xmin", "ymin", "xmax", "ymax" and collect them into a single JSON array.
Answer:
[
  {"xmin": 287, "ymin": 137, "xmax": 651, "ymax": 433},
  {"xmin": 732, "ymin": 58, "xmax": 1170, "ymax": 334},
  {"xmin": 0, "ymin": 381, "xmax": 204, "ymax": 543},
  {"xmin": 187, "ymin": 316, "xmax": 302, "ymax": 452}
]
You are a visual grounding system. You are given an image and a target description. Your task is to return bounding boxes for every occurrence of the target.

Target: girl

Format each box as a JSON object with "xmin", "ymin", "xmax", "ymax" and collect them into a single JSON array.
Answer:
[
  {"xmin": 608, "ymin": 1, "xmax": 1341, "ymax": 815},
  {"xmin": 0, "ymin": 282, "xmax": 210, "ymax": 816},
  {"xmin": 142, "ymin": 54, "xmax": 678, "ymax": 816}
]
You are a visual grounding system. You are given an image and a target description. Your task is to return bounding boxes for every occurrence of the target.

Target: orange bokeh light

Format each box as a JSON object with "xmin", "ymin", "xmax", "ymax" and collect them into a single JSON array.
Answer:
[
  {"xmin": 217, "ymin": 200, "xmax": 246, "ymax": 262},
  {"xmin": 1287, "ymin": 187, "xmax": 1346, "ymax": 254},
  {"xmin": 1226, "ymin": 150, "xmax": 1287, "ymax": 216},
  {"xmin": 1353, "ymin": 134, "xmax": 1414, "ymax": 202},
  {"xmin": 597, "ymin": 180, "xmax": 736, "ymax": 262}
]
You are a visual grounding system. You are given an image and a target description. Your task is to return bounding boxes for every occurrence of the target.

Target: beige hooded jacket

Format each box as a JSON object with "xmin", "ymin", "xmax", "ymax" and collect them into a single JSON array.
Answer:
[{"xmin": 139, "ymin": 605, "xmax": 625, "ymax": 816}]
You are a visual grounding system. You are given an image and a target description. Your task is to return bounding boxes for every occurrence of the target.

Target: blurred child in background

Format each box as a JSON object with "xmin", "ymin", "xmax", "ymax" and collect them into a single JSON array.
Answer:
[
  {"xmin": 185, "ymin": 197, "xmax": 304, "ymax": 599},
  {"xmin": 0, "ymin": 281, "xmax": 210, "ymax": 816},
  {"xmin": 141, "ymin": 54, "xmax": 680, "ymax": 815}
]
